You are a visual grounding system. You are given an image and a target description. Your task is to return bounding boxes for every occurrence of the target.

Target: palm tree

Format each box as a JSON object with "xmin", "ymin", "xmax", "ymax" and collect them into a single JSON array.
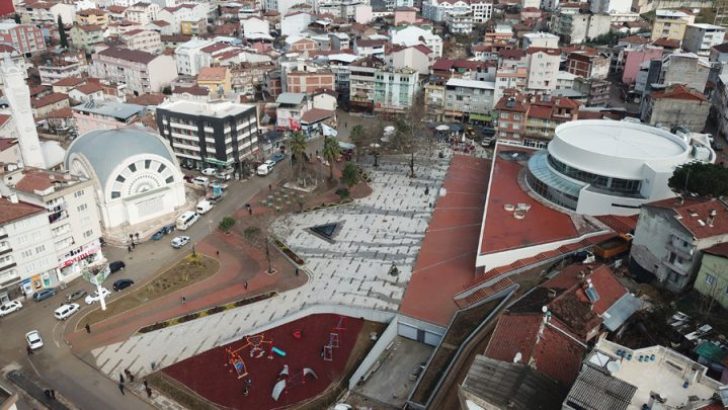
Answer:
[
  {"xmin": 323, "ymin": 136, "xmax": 340, "ymax": 180},
  {"xmin": 288, "ymin": 131, "xmax": 308, "ymax": 185}
]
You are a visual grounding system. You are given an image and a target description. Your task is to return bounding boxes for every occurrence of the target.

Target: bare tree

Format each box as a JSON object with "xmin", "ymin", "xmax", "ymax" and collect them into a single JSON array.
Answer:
[
  {"xmin": 393, "ymin": 91, "xmax": 428, "ymax": 178},
  {"xmin": 242, "ymin": 214, "xmax": 275, "ymax": 274}
]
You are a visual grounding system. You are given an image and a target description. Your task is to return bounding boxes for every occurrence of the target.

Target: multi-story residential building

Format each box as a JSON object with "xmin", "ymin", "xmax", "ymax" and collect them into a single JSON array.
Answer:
[
  {"xmin": 526, "ymin": 47, "xmax": 560, "ymax": 92},
  {"xmin": 694, "ymin": 243, "xmax": 728, "ymax": 310},
  {"xmin": 2, "ymin": 167, "xmax": 104, "ymax": 288},
  {"xmin": 0, "ymin": 194, "xmax": 59, "ymax": 301},
  {"xmin": 385, "ymin": 44, "xmax": 432, "ymax": 75},
  {"xmin": 494, "ymin": 66, "xmax": 528, "ymax": 104},
  {"xmin": 349, "ymin": 57, "xmax": 381, "ymax": 112},
  {"xmin": 275, "ymin": 92, "xmax": 310, "ymax": 129},
  {"xmin": 640, "ymin": 84, "xmax": 710, "ymax": 132},
  {"xmin": 714, "ymin": 73, "xmax": 728, "ymax": 139},
  {"xmin": 69, "ymin": 24, "xmax": 105, "ymax": 52},
  {"xmin": 174, "ymin": 38, "xmax": 214, "ymax": 76},
  {"xmin": 621, "ymin": 44, "xmax": 663, "ymax": 84},
  {"xmin": 550, "ymin": 6, "xmax": 611, "ymax": 44},
  {"xmin": 89, "ymin": 47, "xmax": 177, "ymax": 94},
  {"xmin": 630, "ymin": 197, "xmax": 728, "ymax": 293},
  {"xmin": 390, "ymin": 25, "xmax": 443, "ymax": 58},
  {"xmin": 354, "ymin": 39, "xmax": 387, "ymax": 57},
  {"xmin": 573, "ymin": 77, "xmax": 611, "ymax": 106},
  {"xmin": 443, "ymin": 78, "xmax": 495, "ymax": 121},
  {"xmin": 120, "ymin": 28, "xmax": 163, "ymax": 54},
  {"xmin": 18, "ymin": 2, "xmax": 74, "ymax": 25},
  {"xmin": 566, "ymin": 49, "xmax": 610, "ymax": 79},
  {"xmin": 197, "ymin": 66, "xmax": 231, "ymax": 96},
  {"xmin": 124, "ymin": 2, "xmax": 160, "ymax": 25},
  {"xmin": 286, "ymin": 68, "xmax": 335, "ymax": 94},
  {"xmin": 281, "ymin": 11, "xmax": 312, "ymax": 37},
  {"xmin": 156, "ymin": 100, "xmax": 259, "ymax": 172},
  {"xmin": 180, "ymin": 18, "xmax": 205, "ymax": 36},
  {"xmin": 72, "ymin": 100, "xmax": 144, "ymax": 135},
  {"xmin": 38, "ymin": 54, "xmax": 88, "ymax": 86},
  {"xmin": 445, "ymin": 11, "xmax": 474, "ymax": 34},
  {"xmin": 494, "ymin": 93, "xmax": 580, "ymax": 147},
  {"xmin": 75, "ymin": 8, "xmax": 109, "ymax": 27},
  {"xmin": 683, "ymin": 24, "xmax": 726, "ymax": 56},
  {"xmin": 422, "ymin": 0, "xmax": 492, "ymax": 25},
  {"xmin": 31, "ymin": 93, "xmax": 69, "ymax": 119},
  {"xmin": 521, "ymin": 32, "xmax": 559, "ymax": 48},
  {"xmin": 661, "ymin": 51, "xmax": 710, "ymax": 92},
  {"xmin": 156, "ymin": 3, "xmax": 209, "ymax": 34},
  {"xmin": 373, "ymin": 67, "xmax": 419, "ymax": 113},
  {"xmin": 0, "ymin": 20, "xmax": 45, "ymax": 55},
  {"xmin": 650, "ymin": 9, "xmax": 695, "ymax": 42},
  {"xmin": 241, "ymin": 16, "xmax": 269, "ymax": 38},
  {"xmin": 590, "ymin": 0, "xmax": 630, "ymax": 13}
]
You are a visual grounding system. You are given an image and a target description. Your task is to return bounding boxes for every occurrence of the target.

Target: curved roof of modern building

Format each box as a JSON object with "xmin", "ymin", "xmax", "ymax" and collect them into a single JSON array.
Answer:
[
  {"xmin": 549, "ymin": 120, "xmax": 691, "ymax": 180},
  {"xmin": 64, "ymin": 127, "xmax": 174, "ymax": 186}
]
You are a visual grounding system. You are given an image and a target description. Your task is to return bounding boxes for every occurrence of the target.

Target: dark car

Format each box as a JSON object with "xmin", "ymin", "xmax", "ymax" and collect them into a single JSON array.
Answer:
[
  {"xmin": 270, "ymin": 152, "xmax": 286, "ymax": 164},
  {"xmin": 109, "ymin": 261, "xmax": 126, "ymax": 273},
  {"xmin": 66, "ymin": 289, "xmax": 87, "ymax": 302},
  {"xmin": 33, "ymin": 288, "xmax": 56, "ymax": 302},
  {"xmin": 113, "ymin": 279, "xmax": 134, "ymax": 292},
  {"xmin": 151, "ymin": 230, "xmax": 165, "ymax": 240}
]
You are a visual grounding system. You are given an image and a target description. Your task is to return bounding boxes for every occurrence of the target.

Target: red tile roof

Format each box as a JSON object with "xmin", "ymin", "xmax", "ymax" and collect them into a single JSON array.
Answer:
[
  {"xmin": 98, "ymin": 46, "xmax": 157, "ymax": 64},
  {"xmin": 46, "ymin": 107, "xmax": 73, "ymax": 119},
  {"xmin": 200, "ymin": 42, "xmax": 230, "ymax": 53},
  {"xmin": 106, "ymin": 5, "xmax": 127, "ymax": 13},
  {"xmin": 77, "ymin": 24, "xmax": 104, "ymax": 32},
  {"xmin": 704, "ymin": 242, "xmax": 728, "ymax": 258},
  {"xmin": 300, "ymin": 108, "xmax": 334, "ymax": 123},
  {"xmin": 74, "ymin": 83, "xmax": 103, "ymax": 95},
  {"xmin": 31, "ymin": 92, "xmax": 68, "ymax": 108},
  {"xmin": 646, "ymin": 197, "xmax": 728, "ymax": 239},
  {"xmin": 53, "ymin": 77, "xmax": 85, "ymax": 87},
  {"xmin": 651, "ymin": 84, "xmax": 707, "ymax": 102},
  {"xmin": 401, "ymin": 155, "xmax": 493, "ymax": 326},
  {"xmin": 77, "ymin": 8, "xmax": 106, "ymax": 16},
  {"xmin": 485, "ymin": 314, "xmax": 586, "ymax": 386},
  {"xmin": 652, "ymin": 37, "xmax": 680, "ymax": 49},
  {"xmin": 150, "ymin": 19, "xmax": 170, "ymax": 26},
  {"xmin": 126, "ymin": 93, "xmax": 166, "ymax": 105},
  {"xmin": 499, "ymin": 48, "xmax": 526, "ymax": 59},
  {"xmin": 0, "ymin": 138, "xmax": 16, "ymax": 151},
  {"xmin": 526, "ymin": 47, "xmax": 560, "ymax": 56},
  {"xmin": 0, "ymin": 196, "xmax": 44, "ymax": 225},
  {"xmin": 173, "ymin": 85, "xmax": 209, "ymax": 96},
  {"xmin": 198, "ymin": 66, "xmax": 228, "ymax": 81},
  {"xmin": 0, "ymin": 114, "xmax": 10, "ymax": 127},
  {"xmin": 596, "ymin": 215, "xmax": 637, "ymax": 234},
  {"xmin": 14, "ymin": 169, "xmax": 56, "ymax": 193}
]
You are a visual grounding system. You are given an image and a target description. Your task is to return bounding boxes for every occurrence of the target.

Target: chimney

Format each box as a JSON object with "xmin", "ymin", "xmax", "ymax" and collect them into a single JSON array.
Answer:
[
  {"xmin": 9, "ymin": 193, "xmax": 18, "ymax": 204},
  {"xmin": 708, "ymin": 209, "xmax": 717, "ymax": 227},
  {"xmin": 548, "ymin": 288, "xmax": 557, "ymax": 298}
]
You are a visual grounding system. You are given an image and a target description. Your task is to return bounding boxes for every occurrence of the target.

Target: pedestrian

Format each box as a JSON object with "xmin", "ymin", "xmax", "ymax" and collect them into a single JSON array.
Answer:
[
  {"xmin": 243, "ymin": 281, "xmax": 248, "ymax": 290},
  {"xmin": 320, "ymin": 346, "xmax": 325, "ymax": 358},
  {"xmin": 248, "ymin": 207, "xmax": 253, "ymax": 216},
  {"xmin": 119, "ymin": 373, "xmax": 125, "ymax": 384},
  {"xmin": 425, "ymin": 186, "xmax": 430, "ymax": 195},
  {"xmin": 50, "ymin": 390, "xmax": 56, "ymax": 400},
  {"xmin": 131, "ymin": 242, "xmax": 135, "ymax": 249},
  {"xmin": 85, "ymin": 323, "xmax": 91, "ymax": 334},
  {"xmin": 27, "ymin": 346, "xmax": 33, "ymax": 355},
  {"xmin": 129, "ymin": 373, "xmax": 135, "ymax": 383},
  {"xmin": 295, "ymin": 268, "xmax": 299, "ymax": 276},
  {"xmin": 268, "ymin": 184, "xmax": 272, "ymax": 191},
  {"xmin": 44, "ymin": 390, "xmax": 52, "ymax": 399},
  {"xmin": 127, "ymin": 245, "xmax": 131, "ymax": 253},
  {"xmin": 145, "ymin": 386, "xmax": 152, "ymax": 398},
  {"xmin": 216, "ymin": 250, "xmax": 220, "ymax": 257},
  {"xmin": 151, "ymin": 361, "xmax": 156, "ymax": 371},
  {"xmin": 143, "ymin": 380, "xmax": 149, "ymax": 389},
  {"xmin": 118, "ymin": 383, "xmax": 125, "ymax": 395},
  {"xmin": 181, "ymin": 296, "xmax": 186, "ymax": 304}
]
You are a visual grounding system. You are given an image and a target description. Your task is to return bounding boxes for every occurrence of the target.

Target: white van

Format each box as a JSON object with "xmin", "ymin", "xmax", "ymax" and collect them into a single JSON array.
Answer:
[
  {"xmin": 257, "ymin": 163, "xmax": 272, "ymax": 176},
  {"xmin": 196, "ymin": 199, "xmax": 213, "ymax": 214},
  {"xmin": 176, "ymin": 211, "xmax": 200, "ymax": 230},
  {"xmin": 192, "ymin": 176, "xmax": 209, "ymax": 187}
]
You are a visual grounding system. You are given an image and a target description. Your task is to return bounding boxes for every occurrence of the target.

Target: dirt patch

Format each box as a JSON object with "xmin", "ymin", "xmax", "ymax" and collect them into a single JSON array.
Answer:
[
  {"xmin": 80, "ymin": 254, "xmax": 219, "ymax": 328},
  {"xmin": 147, "ymin": 372, "xmax": 220, "ymax": 410}
]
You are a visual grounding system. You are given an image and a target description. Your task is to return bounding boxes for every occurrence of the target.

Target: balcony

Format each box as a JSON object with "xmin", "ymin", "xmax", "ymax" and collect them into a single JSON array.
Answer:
[
  {"xmin": 662, "ymin": 255, "xmax": 692, "ymax": 275},
  {"xmin": 0, "ymin": 259, "xmax": 16, "ymax": 272}
]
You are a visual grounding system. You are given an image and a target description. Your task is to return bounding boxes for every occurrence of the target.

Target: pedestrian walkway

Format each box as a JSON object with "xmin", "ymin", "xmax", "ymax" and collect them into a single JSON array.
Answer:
[
  {"xmin": 7, "ymin": 370, "xmax": 72, "ymax": 410},
  {"xmin": 87, "ymin": 150, "xmax": 451, "ymax": 379}
]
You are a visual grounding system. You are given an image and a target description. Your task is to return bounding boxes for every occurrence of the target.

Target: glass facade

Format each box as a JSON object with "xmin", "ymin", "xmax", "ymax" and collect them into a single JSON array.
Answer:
[
  {"xmin": 526, "ymin": 152, "xmax": 583, "ymax": 211},
  {"xmin": 547, "ymin": 155, "xmax": 642, "ymax": 195}
]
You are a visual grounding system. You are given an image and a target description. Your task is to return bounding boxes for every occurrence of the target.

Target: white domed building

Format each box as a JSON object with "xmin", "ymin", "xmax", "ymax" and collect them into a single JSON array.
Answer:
[
  {"xmin": 64, "ymin": 128, "xmax": 187, "ymax": 233},
  {"xmin": 526, "ymin": 120, "xmax": 715, "ymax": 216}
]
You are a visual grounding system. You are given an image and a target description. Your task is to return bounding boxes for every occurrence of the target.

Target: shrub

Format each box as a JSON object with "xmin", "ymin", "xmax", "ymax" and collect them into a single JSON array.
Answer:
[
  {"xmin": 342, "ymin": 162, "xmax": 360, "ymax": 187},
  {"xmin": 335, "ymin": 188, "xmax": 350, "ymax": 200},
  {"xmin": 218, "ymin": 216, "xmax": 236, "ymax": 232}
]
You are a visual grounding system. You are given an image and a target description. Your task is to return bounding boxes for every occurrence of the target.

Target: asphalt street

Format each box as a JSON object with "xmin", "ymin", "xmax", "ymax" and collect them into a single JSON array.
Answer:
[{"xmin": 0, "ymin": 160, "xmax": 291, "ymax": 410}]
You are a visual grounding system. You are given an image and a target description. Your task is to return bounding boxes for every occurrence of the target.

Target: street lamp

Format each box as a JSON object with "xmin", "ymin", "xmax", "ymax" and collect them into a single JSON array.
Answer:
[{"xmin": 370, "ymin": 143, "xmax": 380, "ymax": 167}]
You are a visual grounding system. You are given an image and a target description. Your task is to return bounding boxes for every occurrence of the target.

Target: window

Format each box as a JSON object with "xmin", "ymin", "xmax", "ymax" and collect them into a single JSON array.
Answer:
[
  {"xmin": 77, "ymin": 204, "xmax": 88, "ymax": 212},
  {"xmin": 111, "ymin": 191, "xmax": 121, "ymax": 199},
  {"xmin": 706, "ymin": 273, "xmax": 716, "ymax": 285},
  {"xmin": 35, "ymin": 245, "xmax": 45, "ymax": 253},
  {"xmin": 83, "ymin": 229, "xmax": 93, "ymax": 238},
  {"xmin": 74, "ymin": 190, "xmax": 85, "ymax": 198},
  {"xmin": 145, "ymin": 160, "xmax": 152, "ymax": 169},
  {"xmin": 128, "ymin": 163, "xmax": 137, "ymax": 172}
]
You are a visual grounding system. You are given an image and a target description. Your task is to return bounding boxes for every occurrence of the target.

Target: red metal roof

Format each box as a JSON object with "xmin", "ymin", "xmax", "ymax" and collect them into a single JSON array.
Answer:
[
  {"xmin": 0, "ymin": 196, "xmax": 44, "ymax": 225},
  {"xmin": 400, "ymin": 155, "xmax": 492, "ymax": 326},
  {"xmin": 646, "ymin": 197, "xmax": 728, "ymax": 240}
]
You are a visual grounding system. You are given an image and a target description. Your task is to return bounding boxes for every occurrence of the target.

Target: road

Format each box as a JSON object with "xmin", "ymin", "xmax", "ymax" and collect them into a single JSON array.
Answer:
[{"xmin": 0, "ymin": 162, "xmax": 291, "ymax": 410}]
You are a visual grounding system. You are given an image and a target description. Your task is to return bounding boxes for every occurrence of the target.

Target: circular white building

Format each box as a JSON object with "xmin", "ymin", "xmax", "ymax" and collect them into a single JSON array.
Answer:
[
  {"xmin": 64, "ymin": 128, "xmax": 187, "ymax": 231},
  {"xmin": 526, "ymin": 120, "xmax": 714, "ymax": 216}
]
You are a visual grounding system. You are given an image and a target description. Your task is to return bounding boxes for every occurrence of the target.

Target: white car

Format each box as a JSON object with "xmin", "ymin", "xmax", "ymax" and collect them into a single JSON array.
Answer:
[
  {"xmin": 201, "ymin": 168, "xmax": 217, "ymax": 176},
  {"xmin": 171, "ymin": 236, "xmax": 190, "ymax": 248},
  {"xmin": 53, "ymin": 303, "xmax": 80, "ymax": 320},
  {"xmin": 25, "ymin": 330, "xmax": 43, "ymax": 350},
  {"xmin": 0, "ymin": 300, "xmax": 22, "ymax": 317},
  {"xmin": 84, "ymin": 287, "xmax": 110, "ymax": 305}
]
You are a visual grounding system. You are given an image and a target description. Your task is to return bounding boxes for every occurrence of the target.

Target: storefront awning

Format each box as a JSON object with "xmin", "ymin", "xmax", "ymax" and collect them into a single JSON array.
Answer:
[
  {"xmin": 205, "ymin": 157, "xmax": 231, "ymax": 167},
  {"xmin": 469, "ymin": 113, "xmax": 492, "ymax": 122}
]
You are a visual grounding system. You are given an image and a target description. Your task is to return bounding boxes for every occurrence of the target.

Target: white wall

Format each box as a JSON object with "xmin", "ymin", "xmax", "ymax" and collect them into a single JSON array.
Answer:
[{"xmin": 348, "ymin": 318, "xmax": 399, "ymax": 390}]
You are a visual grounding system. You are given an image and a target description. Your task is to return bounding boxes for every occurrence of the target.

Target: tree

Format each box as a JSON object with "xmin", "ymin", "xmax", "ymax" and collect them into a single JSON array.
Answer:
[
  {"xmin": 322, "ymin": 136, "xmax": 340, "ymax": 180},
  {"xmin": 288, "ymin": 131, "xmax": 309, "ymax": 186},
  {"xmin": 57, "ymin": 15, "xmax": 68, "ymax": 49},
  {"xmin": 350, "ymin": 125, "xmax": 366, "ymax": 162},
  {"xmin": 668, "ymin": 162, "xmax": 728, "ymax": 197},
  {"xmin": 394, "ymin": 91, "xmax": 428, "ymax": 178},
  {"xmin": 218, "ymin": 216, "xmax": 236, "ymax": 232},
  {"xmin": 243, "ymin": 224, "xmax": 273, "ymax": 274},
  {"xmin": 341, "ymin": 162, "xmax": 359, "ymax": 187}
]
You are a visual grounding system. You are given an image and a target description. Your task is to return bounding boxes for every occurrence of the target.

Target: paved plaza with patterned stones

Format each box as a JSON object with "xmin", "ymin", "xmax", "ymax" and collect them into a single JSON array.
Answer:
[{"xmin": 87, "ymin": 150, "xmax": 453, "ymax": 382}]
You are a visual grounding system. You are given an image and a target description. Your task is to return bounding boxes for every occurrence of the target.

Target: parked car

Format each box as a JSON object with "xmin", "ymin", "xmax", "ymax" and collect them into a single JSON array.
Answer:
[
  {"xmin": 84, "ymin": 287, "xmax": 111, "ymax": 305},
  {"xmin": 25, "ymin": 330, "xmax": 43, "ymax": 350},
  {"xmin": 201, "ymin": 167, "xmax": 217, "ymax": 176},
  {"xmin": 54, "ymin": 303, "xmax": 80, "ymax": 320},
  {"xmin": 0, "ymin": 300, "xmax": 22, "ymax": 317},
  {"xmin": 151, "ymin": 230, "xmax": 165, "ymax": 241},
  {"xmin": 109, "ymin": 261, "xmax": 126, "ymax": 273},
  {"xmin": 257, "ymin": 160, "xmax": 276, "ymax": 176},
  {"xmin": 113, "ymin": 279, "xmax": 134, "ymax": 292},
  {"xmin": 33, "ymin": 288, "xmax": 56, "ymax": 302},
  {"xmin": 270, "ymin": 152, "xmax": 286, "ymax": 164},
  {"xmin": 152, "ymin": 224, "xmax": 175, "ymax": 240},
  {"xmin": 192, "ymin": 176, "xmax": 209, "ymax": 187},
  {"xmin": 66, "ymin": 289, "xmax": 87, "ymax": 303},
  {"xmin": 171, "ymin": 236, "xmax": 190, "ymax": 249}
]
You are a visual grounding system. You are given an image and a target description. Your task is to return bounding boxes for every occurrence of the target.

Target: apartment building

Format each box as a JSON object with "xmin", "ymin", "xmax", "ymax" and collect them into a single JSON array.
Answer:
[
  {"xmin": 69, "ymin": 24, "xmax": 105, "ymax": 52},
  {"xmin": 495, "ymin": 93, "xmax": 580, "ymax": 147},
  {"xmin": 526, "ymin": 47, "xmax": 560, "ymax": 92},
  {"xmin": 422, "ymin": 0, "xmax": 492, "ymax": 25},
  {"xmin": 75, "ymin": 8, "xmax": 109, "ymax": 28},
  {"xmin": 0, "ymin": 20, "xmax": 45, "ymax": 55},
  {"xmin": 650, "ymin": 9, "xmax": 695, "ymax": 42},
  {"xmin": 72, "ymin": 100, "xmax": 144, "ymax": 135},
  {"xmin": 2, "ymin": 167, "xmax": 104, "ymax": 288},
  {"xmin": 197, "ymin": 66, "xmax": 232, "ymax": 96},
  {"xmin": 443, "ymin": 78, "xmax": 495, "ymax": 121},
  {"xmin": 640, "ymin": 84, "xmax": 710, "ymax": 132},
  {"xmin": 385, "ymin": 44, "xmax": 432, "ymax": 75},
  {"xmin": 349, "ymin": 57, "xmax": 382, "ymax": 111},
  {"xmin": 550, "ymin": 6, "xmax": 611, "ymax": 44},
  {"xmin": 566, "ymin": 50, "xmax": 610, "ymax": 79},
  {"xmin": 373, "ymin": 68, "xmax": 419, "ymax": 113},
  {"xmin": 156, "ymin": 100, "xmax": 260, "ymax": 171},
  {"xmin": 156, "ymin": 3, "xmax": 209, "ymax": 34},
  {"xmin": 683, "ymin": 24, "xmax": 726, "ymax": 56},
  {"xmin": 390, "ymin": 25, "xmax": 443, "ymax": 58},
  {"xmin": 90, "ymin": 47, "xmax": 177, "ymax": 94},
  {"xmin": 124, "ymin": 2, "xmax": 160, "ymax": 25},
  {"xmin": 286, "ymin": 68, "xmax": 335, "ymax": 94},
  {"xmin": 121, "ymin": 29, "xmax": 163, "ymax": 54}
]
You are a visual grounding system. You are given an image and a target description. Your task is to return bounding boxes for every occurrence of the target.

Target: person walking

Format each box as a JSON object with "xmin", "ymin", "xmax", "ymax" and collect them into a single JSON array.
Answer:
[
  {"xmin": 85, "ymin": 323, "xmax": 91, "ymax": 334},
  {"xmin": 119, "ymin": 373, "xmax": 125, "ymax": 384},
  {"xmin": 50, "ymin": 390, "xmax": 56, "ymax": 400},
  {"xmin": 27, "ymin": 346, "xmax": 33, "ymax": 355},
  {"xmin": 143, "ymin": 380, "xmax": 149, "ymax": 389},
  {"xmin": 118, "ymin": 383, "xmax": 125, "ymax": 395},
  {"xmin": 181, "ymin": 296, "xmax": 186, "ymax": 304},
  {"xmin": 145, "ymin": 386, "xmax": 152, "ymax": 398},
  {"xmin": 243, "ymin": 281, "xmax": 248, "ymax": 290},
  {"xmin": 248, "ymin": 207, "xmax": 253, "ymax": 216}
]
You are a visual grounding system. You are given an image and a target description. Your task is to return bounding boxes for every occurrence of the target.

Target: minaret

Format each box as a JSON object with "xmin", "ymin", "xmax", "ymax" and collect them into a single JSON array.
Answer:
[{"xmin": 1, "ymin": 54, "xmax": 46, "ymax": 168}]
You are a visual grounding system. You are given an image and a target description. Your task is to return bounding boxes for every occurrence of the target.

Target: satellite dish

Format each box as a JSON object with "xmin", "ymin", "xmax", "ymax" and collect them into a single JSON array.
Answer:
[
  {"xmin": 542, "ymin": 305, "xmax": 548, "ymax": 313},
  {"xmin": 606, "ymin": 361, "xmax": 621, "ymax": 375}
]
